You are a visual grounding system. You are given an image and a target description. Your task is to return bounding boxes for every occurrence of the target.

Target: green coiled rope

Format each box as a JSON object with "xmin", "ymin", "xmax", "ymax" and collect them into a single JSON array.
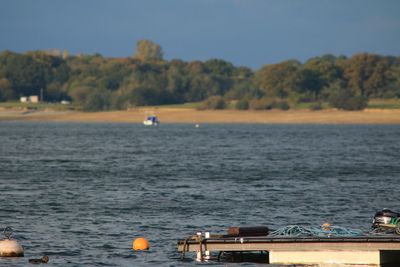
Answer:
[{"xmin": 269, "ymin": 225, "xmax": 363, "ymax": 237}]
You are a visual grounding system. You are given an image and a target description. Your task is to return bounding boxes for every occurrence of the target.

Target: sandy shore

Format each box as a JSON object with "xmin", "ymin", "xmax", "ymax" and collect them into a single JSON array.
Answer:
[{"xmin": 1, "ymin": 108, "xmax": 400, "ymax": 124}]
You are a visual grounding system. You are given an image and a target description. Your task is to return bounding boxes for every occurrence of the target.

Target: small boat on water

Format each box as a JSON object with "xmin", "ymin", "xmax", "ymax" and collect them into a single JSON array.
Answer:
[{"xmin": 143, "ymin": 115, "xmax": 160, "ymax": 126}]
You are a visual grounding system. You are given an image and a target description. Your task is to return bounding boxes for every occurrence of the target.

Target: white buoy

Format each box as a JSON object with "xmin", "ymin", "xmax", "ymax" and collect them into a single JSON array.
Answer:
[
  {"xmin": 0, "ymin": 239, "xmax": 24, "ymax": 257},
  {"xmin": 0, "ymin": 227, "xmax": 24, "ymax": 257}
]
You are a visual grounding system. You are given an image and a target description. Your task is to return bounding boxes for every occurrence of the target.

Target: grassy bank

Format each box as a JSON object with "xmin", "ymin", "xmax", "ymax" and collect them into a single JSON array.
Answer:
[
  {"xmin": 1, "ymin": 107, "xmax": 400, "ymax": 124},
  {"xmin": 367, "ymin": 99, "xmax": 400, "ymax": 109},
  {"xmin": 1, "ymin": 99, "xmax": 400, "ymax": 125},
  {"xmin": 0, "ymin": 101, "xmax": 76, "ymax": 111}
]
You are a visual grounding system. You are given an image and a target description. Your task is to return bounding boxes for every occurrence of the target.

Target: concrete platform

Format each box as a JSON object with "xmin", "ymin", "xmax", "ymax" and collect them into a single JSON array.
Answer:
[{"xmin": 177, "ymin": 236, "xmax": 400, "ymax": 265}]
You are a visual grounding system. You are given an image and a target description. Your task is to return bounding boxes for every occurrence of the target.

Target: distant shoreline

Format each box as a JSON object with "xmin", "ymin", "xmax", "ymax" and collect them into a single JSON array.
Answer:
[{"xmin": 1, "ymin": 108, "xmax": 400, "ymax": 124}]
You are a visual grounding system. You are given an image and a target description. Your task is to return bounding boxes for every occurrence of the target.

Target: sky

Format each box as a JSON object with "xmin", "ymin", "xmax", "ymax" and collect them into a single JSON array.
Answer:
[{"xmin": 1, "ymin": 0, "xmax": 399, "ymax": 68}]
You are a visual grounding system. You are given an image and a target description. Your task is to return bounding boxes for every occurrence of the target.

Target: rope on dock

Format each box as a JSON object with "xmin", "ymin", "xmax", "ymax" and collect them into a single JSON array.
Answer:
[
  {"xmin": 268, "ymin": 225, "xmax": 363, "ymax": 237},
  {"xmin": 369, "ymin": 227, "xmax": 398, "ymax": 236}
]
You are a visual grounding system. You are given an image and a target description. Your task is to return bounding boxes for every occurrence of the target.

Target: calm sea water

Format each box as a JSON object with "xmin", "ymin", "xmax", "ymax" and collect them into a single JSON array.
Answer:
[{"xmin": 1, "ymin": 122, "xmax": 400, "ymax": 266}]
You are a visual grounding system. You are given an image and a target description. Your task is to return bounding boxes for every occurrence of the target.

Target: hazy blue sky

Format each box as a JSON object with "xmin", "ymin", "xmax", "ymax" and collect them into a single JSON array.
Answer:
[{"xmin": 1, "ymin": 0, "xmax": 399, "ymax": 68}]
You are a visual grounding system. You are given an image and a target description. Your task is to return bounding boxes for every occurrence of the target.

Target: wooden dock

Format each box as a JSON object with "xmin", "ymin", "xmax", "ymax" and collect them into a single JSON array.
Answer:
[{"xmin": 177, "ymin": 235, "xmax": 400, "ymax": 265}]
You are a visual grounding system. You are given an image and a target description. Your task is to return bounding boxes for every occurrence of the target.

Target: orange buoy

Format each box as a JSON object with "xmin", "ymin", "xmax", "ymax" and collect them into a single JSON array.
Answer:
[{"xmin": 133, "ymin": 237, "xmax": 149, "ymax": 251}]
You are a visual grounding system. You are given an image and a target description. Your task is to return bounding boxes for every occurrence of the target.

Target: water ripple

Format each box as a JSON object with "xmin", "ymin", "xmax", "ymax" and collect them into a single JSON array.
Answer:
[{"xmin": 0, "ymin": 122, "xmax": 399, "ymax": 266}]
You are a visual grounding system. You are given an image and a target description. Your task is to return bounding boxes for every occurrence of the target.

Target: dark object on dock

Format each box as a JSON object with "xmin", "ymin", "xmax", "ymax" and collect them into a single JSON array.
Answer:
[
  {"xmin": 373, "ymin": 209, "xmax": 400, "ymax": 234},
  {"xmin": 227, "ymin": 226, "xmax": 269, "ymax": 237},
  {"xmin": 218, "ymin": 251, "xmax": 269, "ymax": 263},
  {"xmin": 28, "ymin": 255, "xmax": 49, "ymax": 264}
]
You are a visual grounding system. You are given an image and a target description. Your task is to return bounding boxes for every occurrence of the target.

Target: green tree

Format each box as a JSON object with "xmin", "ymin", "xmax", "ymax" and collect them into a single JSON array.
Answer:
[
  {"xmin": 225, "ymin": 80, "xmax": 260, "ymax": 100},
  {"xmin": 83, "ymin": 89, "xmax": 111, "ymax": 111},
  {"xmin": 186, "ymin": 75, "xmax": 223, "ymax": 102},
  {"xmin": 327, "ymin": 83, "xmax": 368, "ymax": 110},
  {"xmin": 304, "ymin": 55, "xmax": 342, "ymax": 86},
  {"xmin": 341, "ymin": 53, "xmax": 393, "ymax": 97},
  {"xmin": 1, "ymin": 49, "xmax": 400, "ymax": 111},
  {"xmin": 129, "ymin": 87, "xmax": 165, "ymax": 106},
  {"xmin": 133, "ymin": 40, "xmax": 163, "ymax": 62},
  {"xmin": 69, "ymin": 86, "xmax": 92, "ymax": 106},
  {"xmin": 303, "ymin": 55, "xmax": 342, "ymax": 100},
  {"xmin": 187, "ymin": 61, "xmax": 205, "ymax": 75},
  {"xmin": 0, "ymin": 51, "xmax": 47, "ymax": 97},
  {"xmin": 0, "ymin": 78, "xmax": 14, "ymax": 101},
  {"xmin": 99, "ymin": 61, "xmax": 131, "ymax": 90},
  {"xmin": 204, "ymin": 59, "xmax": 234, "ymax": 76},
  {"xmin": 235, "ymin": 99, "xmax": 249, "ymax": 110},
  {"xmin": 294, "ymin": 69, "xmax": 324, "ymax": 101},
  {"xmin": 199, "ymin": 96, "xmax": 226, "ymax": 110},
  {"xmin": 166, "ymin": 60, "xmax": 189, "ymax": 103},
  {"xmin": 328, "ymin": 90, "xmax": 368, "ymax": 110},
  {"xmin": 255, "ymin": 60, "xmax": 301, "ymax": 99}
]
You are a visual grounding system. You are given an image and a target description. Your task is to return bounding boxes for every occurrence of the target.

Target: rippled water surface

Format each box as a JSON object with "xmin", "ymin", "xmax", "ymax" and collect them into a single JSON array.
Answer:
[{"xmin": 1, "ymin": 122, "xmax": 400, "ymax": 266}]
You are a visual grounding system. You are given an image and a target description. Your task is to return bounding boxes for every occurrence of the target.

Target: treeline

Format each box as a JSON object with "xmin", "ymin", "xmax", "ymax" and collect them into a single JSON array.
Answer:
[{"xmin": 0, "ymin": 40, "xmax": 399, "ymax": 111}]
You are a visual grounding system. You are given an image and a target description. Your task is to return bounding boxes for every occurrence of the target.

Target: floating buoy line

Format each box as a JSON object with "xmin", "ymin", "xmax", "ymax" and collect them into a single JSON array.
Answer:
[
  {"xmin": 1, "ymin": 226, "xmax": 152, "ymax": 263},
  {"xmin": 3, "ymin": 208, "xmax": 399, "ymax": 264}
]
